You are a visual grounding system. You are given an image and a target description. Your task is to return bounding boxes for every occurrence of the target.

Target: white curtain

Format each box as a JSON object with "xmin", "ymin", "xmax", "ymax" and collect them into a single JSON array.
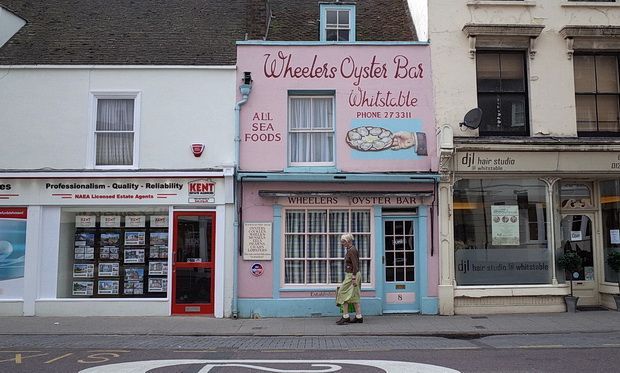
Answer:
[
  {"xmin": 96, "ymin": 99, "xmax": 134, "ymax": 165},
  {"xmin": 289, "ymin": 97, "xmax": 333, "ymax": 163}
]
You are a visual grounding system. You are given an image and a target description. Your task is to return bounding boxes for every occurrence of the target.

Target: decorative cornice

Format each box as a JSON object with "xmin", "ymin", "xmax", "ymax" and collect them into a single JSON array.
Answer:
[
  {"xmin": 462, "ymin": 24, "xmax": 545, "ymax": 59},
  {"xmin": 560, "ymin": 25, "xmax": 620, "ymax": 39}
]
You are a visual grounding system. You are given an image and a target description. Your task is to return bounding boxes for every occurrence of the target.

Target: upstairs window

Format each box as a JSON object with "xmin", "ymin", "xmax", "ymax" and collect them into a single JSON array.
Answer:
[
  {"xmin": 320, "ymin": 4, "xmax": 355, "ymax": 42},
  {"xmin": 91, "ymin": 93, "xmax": 140, "ymax": 168},
  {"xmin": 288, "ymin": 95, "xmax": 335, "ymax": 166},
  {"xmin": 574, "ymin": 55, "xmax": 620, "ymax": 136},
  {"xmin": 476, "ymin": 51, "xmax": 529, "ymax": 136}
]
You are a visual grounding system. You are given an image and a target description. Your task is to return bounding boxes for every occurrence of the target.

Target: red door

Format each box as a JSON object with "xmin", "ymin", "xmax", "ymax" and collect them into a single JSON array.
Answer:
[{"xmin": 172, "ymin": 211, "xmax": 215, "ymax": 315}]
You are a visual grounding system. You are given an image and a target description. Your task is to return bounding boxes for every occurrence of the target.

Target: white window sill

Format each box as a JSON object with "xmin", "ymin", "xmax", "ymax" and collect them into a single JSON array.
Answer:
[
  {"xmin": 562, "ymin": 2, "xmax": 620, "ymax": 8},
  {"xmin": 467, "ymin": 1, "xmax": 537, "ymax": 7},
  {"xmin": 455, "ymin": 284, "xmax": 568, "ymax": 297}
]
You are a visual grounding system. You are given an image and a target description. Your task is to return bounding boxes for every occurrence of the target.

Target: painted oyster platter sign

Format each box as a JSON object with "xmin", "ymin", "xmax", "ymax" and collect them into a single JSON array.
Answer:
[{"xmin": 237, "ymin": 44, "xmax": 436, "ymax": 172}]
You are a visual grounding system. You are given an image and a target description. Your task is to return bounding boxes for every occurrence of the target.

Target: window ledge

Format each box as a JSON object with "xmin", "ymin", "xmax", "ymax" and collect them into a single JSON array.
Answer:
[
  {"xmin": 462, "ymin": 23, "xmax": 545, "ymax": 59},
  {"xmin": 560, "ymin": 25, "xmax": 620, "ymax": 59},
  {"xmin": 284, "ymin": 166, "xmax": 339, "ymax": 173},
  {"xmin": 280, "ymin": 287, "xmax": 374, "ymax": 292},
  {"xmin": 455, "ymin": 285, "xmax": 568, "ymax": 298},
  {"xmin": 467, "ymin": 1, "xmax": 537, "ymax": 7},
  {"xmin": 561, "ymin": 2, "xmax": 620, "ymax": 8}
]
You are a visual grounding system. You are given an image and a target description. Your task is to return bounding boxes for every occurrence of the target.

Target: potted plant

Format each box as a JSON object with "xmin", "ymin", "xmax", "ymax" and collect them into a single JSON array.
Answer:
[
  {"xmin": 607, "ymin": 251, "xmax": 620, "ymax": 311},
  {"xmin": 557, "ymin": 250, "xmax": 583, "ymax": 312}
]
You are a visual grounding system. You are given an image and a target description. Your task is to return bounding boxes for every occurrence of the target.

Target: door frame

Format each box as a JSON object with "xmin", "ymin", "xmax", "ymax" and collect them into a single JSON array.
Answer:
[
  {"xmin": 171, "ymin": 211, "xmax": 216, "ymax": 315},
  {"xmin": 381, "ymin": 213, "xmax": 420, "ymax": 313},
  {"xmin": 559, "ymin": 212, "xmax": 599, "ymax": 306}
]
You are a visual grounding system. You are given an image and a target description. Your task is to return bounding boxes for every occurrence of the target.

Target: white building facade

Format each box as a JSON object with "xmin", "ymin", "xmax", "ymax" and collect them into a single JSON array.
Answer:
[{"xmin": 424, "ymin": 0, "xmax": 620, "ymax": 314}]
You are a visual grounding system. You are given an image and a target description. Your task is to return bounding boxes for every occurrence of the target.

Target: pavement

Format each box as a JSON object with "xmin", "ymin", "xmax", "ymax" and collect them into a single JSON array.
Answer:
[{"xmin": 1, "ymin": 310, "xmax": 619, "ymax": 337}]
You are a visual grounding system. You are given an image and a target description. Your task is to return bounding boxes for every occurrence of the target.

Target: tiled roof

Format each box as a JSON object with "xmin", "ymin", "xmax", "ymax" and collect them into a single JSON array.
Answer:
[
  {"xmin": 0, "ymin": 0, "xmax": 250, "ymax": 65},
  {"xmin": 0, "ymin": 0, "xmax": 417, "ymax": 66},
  {"xmin": 258, "ymin": 0, "xmax": 417, "ymax": 42}
]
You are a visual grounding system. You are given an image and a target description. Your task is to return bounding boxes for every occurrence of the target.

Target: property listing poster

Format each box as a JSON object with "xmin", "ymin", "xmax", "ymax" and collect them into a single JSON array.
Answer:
[{"xmin": 0, "ymin": 208, "xmax": 28, "ymax": 299}]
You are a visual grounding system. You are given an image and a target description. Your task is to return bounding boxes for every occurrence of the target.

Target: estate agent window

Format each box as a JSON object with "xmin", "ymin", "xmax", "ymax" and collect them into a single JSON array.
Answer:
[
  {"xmin": 574, "ymin": 55, "xmax": 620, "ymax": 135},
  {"xmin": 476, "ymin": 51, "xmax": 529, "ymax": 136},
  {"xmin": 91, "ymin": 92, "xmax": 140, "ymax": 168},
  {"xmin": 283, "ymin": 208, "xmax": 371, "ymax": 286},
  {"xmin": 288, "ymin": 96, "xmax": 335, "ymax": 166},
  {"xmin": 453, "ymin": 179, "xmax": 550, "ymax": 286}
]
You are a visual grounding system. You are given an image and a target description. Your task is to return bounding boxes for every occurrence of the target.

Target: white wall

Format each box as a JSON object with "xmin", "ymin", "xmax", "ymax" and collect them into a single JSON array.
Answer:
[
  {"xmin": 408, "ymin": 0, "xmax": 428, "ymax": 42},
  {"xmin": 428, "ymin": 0, "xmax": 620, "ymax": 137},
  {"xmin": 0, "ymin": 7, "xmax": 26, "ymax": 48},
  {"xmin": 0, "ymin": 67, "xmax": 236, "ymax": 170}
]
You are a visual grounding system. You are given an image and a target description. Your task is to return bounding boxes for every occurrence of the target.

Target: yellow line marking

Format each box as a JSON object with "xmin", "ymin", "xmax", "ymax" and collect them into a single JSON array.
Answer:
[
  {"xmin": 519, "ymin": 345, "xmax": 564, "ymax": 349},
  {"xmin": 15, "ymin": 354, "xmax": 21, "ymax": 364},
  {"xmin": 45, "ymin": 353, "xmax": 74, "ymax": 364}
]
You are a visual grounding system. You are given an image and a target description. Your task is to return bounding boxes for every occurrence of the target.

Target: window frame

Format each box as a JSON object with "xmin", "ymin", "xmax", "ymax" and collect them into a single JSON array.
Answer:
[
  {"xmin": 88, "ymin": 91, "xmax": 141, "ymax": 169},
  {"xmin": 476, "ymin": 50, "xmax": 530, "ymax": 136},
  {"xmin": 573, "ymin": 53, "xmax": 620, "ymax": 137},
  {"xmin": 287, "ymin": 95, "xmax": 336, "ymax": 167},
  {"xmin": 319, "ymin": 4, "xmax": 356, "ymax": 42},
  {"xmin": 281, "ymin": 207, "xmax": 373, "ymax": 289}
]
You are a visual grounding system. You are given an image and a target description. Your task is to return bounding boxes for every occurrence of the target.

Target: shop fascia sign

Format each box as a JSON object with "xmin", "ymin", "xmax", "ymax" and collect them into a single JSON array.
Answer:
[
  {"xmin": 456, "ymin": 151, "xmax": 620, "ymax": 172},
  {"xmin": 0, "ymin": 178, "xmax": 223, "ymax": 205}
]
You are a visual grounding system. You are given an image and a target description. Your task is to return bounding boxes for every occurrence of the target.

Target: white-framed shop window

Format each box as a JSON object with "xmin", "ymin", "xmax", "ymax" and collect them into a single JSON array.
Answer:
[
  {"xmin": 320, "ymin": 4, "xmax": 356, "ymax": 42},
  {"xmin": 89, "ymin": 92, "xmax": 141, "ymax": 169},
  {"xmin": 282, "ymin": 208, "xmax": 372, "ymax": 287},
  {"xmin": 288, "ymin": 95, "xmax": 335, "ymax": 166}
]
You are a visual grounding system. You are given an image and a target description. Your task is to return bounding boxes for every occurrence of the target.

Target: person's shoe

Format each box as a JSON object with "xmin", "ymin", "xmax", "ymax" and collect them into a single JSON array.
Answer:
[
  {"xmin": 336, "ymin": 317, "xmax": 350, "ymax": 325},
  {"xmin": 351, "ymin": 316, "xmax": 364, "ymax": 324}
]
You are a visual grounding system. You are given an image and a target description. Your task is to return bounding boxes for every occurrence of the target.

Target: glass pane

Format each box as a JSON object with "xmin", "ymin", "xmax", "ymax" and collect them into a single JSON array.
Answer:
[
  {"xmin": 478, "ymin": 94, "xmax": 502, "ymax": 131},
  {"xmin": 575, "ymin": 95, "xmax": 597, "ymax": 132},
  {"xmin": 601, "ymin": 180, "xmax": 620, "ymax": 283},
  {"xmin": 560, "ymin": 216, "xmax": 593, "ymax": 282},
  {"xmin": 386, "ymin": 252, "xmax": 394, "ymax": 266},
  {"xmin": 96, "ymin": 99, "xmax": 134, "ymax": 131},
  {"xmin": 405, "ymin": 250, "xmax": 414, "ymax": 265},
  {"xmin": 560, "ymin": 183, "xmax": 593, "ymax": 209},
  {"xmin": 596, "ymin": 56, "xmax": 619, "ymax": 93},
  {"xmin": 176, "ymin": 216, "xmax": 212, "ymax": 263},
  {"xmin": 289, "ymin": 98, "xmax": 311, "ymax": 130},
  {"xmin": 356, "ymin": 235, "xmax": 371, "ymax": 257},
  {"xmin": 394, "ymin": 220, "xmax": 404, "ymax": 235},
  {"xmin": 385, "ymin": 267, "xmax": 394, "ymax": 282},
  {"xmin": 338, "ymin": 10, "xmax": 349, "ymax": 26},
  {"xmin": 361, "ymin": 260, "xmax": 371, "ymax": 283},
  {"xmin": 285, "ymin": 235, "xmax": 305, "ymax": 258},
  {"xmin": 597, "ymin": 96, "xmax": 620, "ymax": 132},
  {"xmin": 326, "ymin": 29, "xmax": 338, "ymax": 41},
  {"xmin": 574, "ymin": 56, "xmax": 596, "ymax": 93},
  {"xmin": 308, "ymin": 210, "xmax": 327, "ymax": 232},
  {"xmin": 396, "ymin": 268, "xmax": 405, "ymax": 282},
  {"xmin": 329, "ymin": 210, "xmax": 349, "ymax": 232},
  {"xmin": 312, "ymin": 98, "xmax": 333, "ymax": 129},
  {"xmin": 311, "ymin": 132, "xmax": 334, "ymax": 162},
  {"xmin": 338, "ymin": 30, "xmax": 350, "ymax": 42},
  {"xmin": 285, "ymin": 210, "xmax": 305, "ymax": 232},
  {"xmin": 406, "ymin": 267, "xmax": 415, "ymax": 281},
  {"xmin": 351, "ymin": 210, "xmax": 371, "ymax": 232},
  {"xmin": 307, "ymin": 260, "xmax": 327, "ymax": 283},
  {"xmin": 330, "ymin": 260, "xmax": 345, "ymax": 283},
  {"xmin": 326, "ymin": 10, "xmax": 337, "ymax": 25},
  {"xmin": 175, "ymin": 268, "xmax": 211, "ymax": 304},
  {"xmin": 500, "ymin": 54, "xmax": 525, "ymax": 92},
  {"xmin": 477, "ymin": 53, "xmax": 501, "ymax": 92},
  {"xmin": 95, "ymin": 133, "xmax": 134, "ymax": 166},
  {"xmin": 329, "ymin": 234, "xmax": 343, "ymax": 258},
  {"xmin": 308, "ymin": 235, "xmax": 326, "ymax": 258},
  {"xmin": 285, "ymin": 260, "xmax": 304, "ymax": 284},
  {"xmin": 478, "ymin": 94, "xmax": 528, "ymax": 134}
]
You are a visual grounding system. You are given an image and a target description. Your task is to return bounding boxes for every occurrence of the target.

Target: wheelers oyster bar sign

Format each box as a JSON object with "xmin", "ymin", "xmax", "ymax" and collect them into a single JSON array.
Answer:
[{"xmin": 0, "ymin": 178, "xmax": 223, "ymax": 205}]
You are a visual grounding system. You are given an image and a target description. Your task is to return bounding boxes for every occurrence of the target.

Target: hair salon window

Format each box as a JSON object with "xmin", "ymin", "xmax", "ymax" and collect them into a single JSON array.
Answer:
[
  {"xmin": 453, "ymin": 179, "xmax": 550, "ymax": 285},
  {"xmin": 283, "ymin": 208, "xmax": 371, "ymax": 286},
  {"xmin": 600, "ymin": 180, "xmax": 620, "ymax": 283},
  {"xmin": 573, "ymin": 54, "xmax": 620, "ymax": 136},
  {"xmin": 476, "ymin": 51, "xmax": 529, "ymax": 136},
  {"xmin": 320, "ymin": 4, "xmax": 355, "ymax": 42},
  {"xmin": 91, "ymin": 92, "xmax": 140, "ymax": 168},
  {"xmin": 288, "ymin": 96, "xmax": 335, "ymax": 166}
]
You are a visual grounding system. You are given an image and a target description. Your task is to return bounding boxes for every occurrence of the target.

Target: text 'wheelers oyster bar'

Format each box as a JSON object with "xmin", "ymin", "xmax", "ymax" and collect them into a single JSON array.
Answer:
[{"xmin": 0, "ymin": 174, "xmax": 233, "ymax": 317}]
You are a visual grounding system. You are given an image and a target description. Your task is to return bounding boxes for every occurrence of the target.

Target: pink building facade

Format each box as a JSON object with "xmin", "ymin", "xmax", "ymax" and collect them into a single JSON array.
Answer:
[{"xmin": 235, "ymin": 43, "xmax": 439, "ymax": 317}]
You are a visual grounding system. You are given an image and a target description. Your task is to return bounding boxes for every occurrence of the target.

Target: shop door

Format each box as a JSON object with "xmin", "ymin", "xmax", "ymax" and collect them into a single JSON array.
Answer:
[
  {"xmin": 172, "ymin": 212, "xmax": 215, "ymax": 315},
  {"xmin": 560, "ymin": 214, "xmax": 598, "ymax": 306},
  {"xmin": 382, "ymin": 217, "xmax": 419, "ymax": 313}
]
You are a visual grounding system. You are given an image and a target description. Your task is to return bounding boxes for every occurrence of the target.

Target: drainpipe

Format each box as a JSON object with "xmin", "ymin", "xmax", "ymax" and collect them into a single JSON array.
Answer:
[{"xmin": 232, "ymin": 72, "xmax": 252, "ymax": 319}]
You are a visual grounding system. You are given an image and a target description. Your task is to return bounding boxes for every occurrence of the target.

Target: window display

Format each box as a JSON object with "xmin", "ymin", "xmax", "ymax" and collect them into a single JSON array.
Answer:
[{"xmin": 67, "ymin": 211, "xmax": 168, "ymax": 298}]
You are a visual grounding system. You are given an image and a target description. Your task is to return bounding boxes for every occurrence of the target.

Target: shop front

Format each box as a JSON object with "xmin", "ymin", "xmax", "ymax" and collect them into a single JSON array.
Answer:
[
  {"xmin": 0, "ymin": 172, "xmax": 233, "ymax": 317},
  {"xmin": 438, "ymin": 148, "xmax": 620, "ymax": 314}
]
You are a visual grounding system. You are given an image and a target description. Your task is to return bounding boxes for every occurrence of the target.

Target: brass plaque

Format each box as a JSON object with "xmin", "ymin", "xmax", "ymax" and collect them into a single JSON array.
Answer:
[
  {"xmin": 395, "ymin": 284, "xmax": 406, "ymax": 290},
  {"xmin": 185, "ymin": 306, "xmax": 201, "ymax": 312}
]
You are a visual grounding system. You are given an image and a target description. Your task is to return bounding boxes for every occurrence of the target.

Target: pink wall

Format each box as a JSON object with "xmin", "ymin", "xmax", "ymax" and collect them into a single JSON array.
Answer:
[{"xmin": 237, "ymin": 44, "xmax": 437, "ymax": 172}]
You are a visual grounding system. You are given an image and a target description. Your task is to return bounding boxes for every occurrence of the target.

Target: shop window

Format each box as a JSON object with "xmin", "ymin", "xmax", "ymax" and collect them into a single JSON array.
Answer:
[
  {"xmin": 91, "ymin": 92, "xmax": 140, "ymax": 168},
  {"xmin": 283, "ymin": 208, "xmax": 371, "ymax": 286},
  {"xmin": 560, "ymin": 182, "xmax": 593, "ymax": 209},
  {"xmin": 320, "ymin": 4, "xmax": 355, "ymax": 42},
  {"xmin": 573, "ymin": 55, "xmax": 620, "ymax": 136},
  {"xmin": 453, "ymin": 179, "xmax": 550, "ymax": 286},
  {"xmin": 600, "ymin": 180, "xmax": 620, "ymax": 283},
  {"xmin": 288, "ymin": 95, "xmax": 335, "ymax": 166},
  {"xmin": 476, "ymin": 51, "xmax": 529, "ymax": 136},
  {"xmin": 59, "ymin": 208, "xmax": 168, "ymax": 298}
]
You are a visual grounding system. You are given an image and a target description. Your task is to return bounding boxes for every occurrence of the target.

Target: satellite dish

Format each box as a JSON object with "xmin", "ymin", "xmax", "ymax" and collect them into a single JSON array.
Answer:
[{"xmin": 459, "ymin": 108, "xmax": 482, "ymax": 130}]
